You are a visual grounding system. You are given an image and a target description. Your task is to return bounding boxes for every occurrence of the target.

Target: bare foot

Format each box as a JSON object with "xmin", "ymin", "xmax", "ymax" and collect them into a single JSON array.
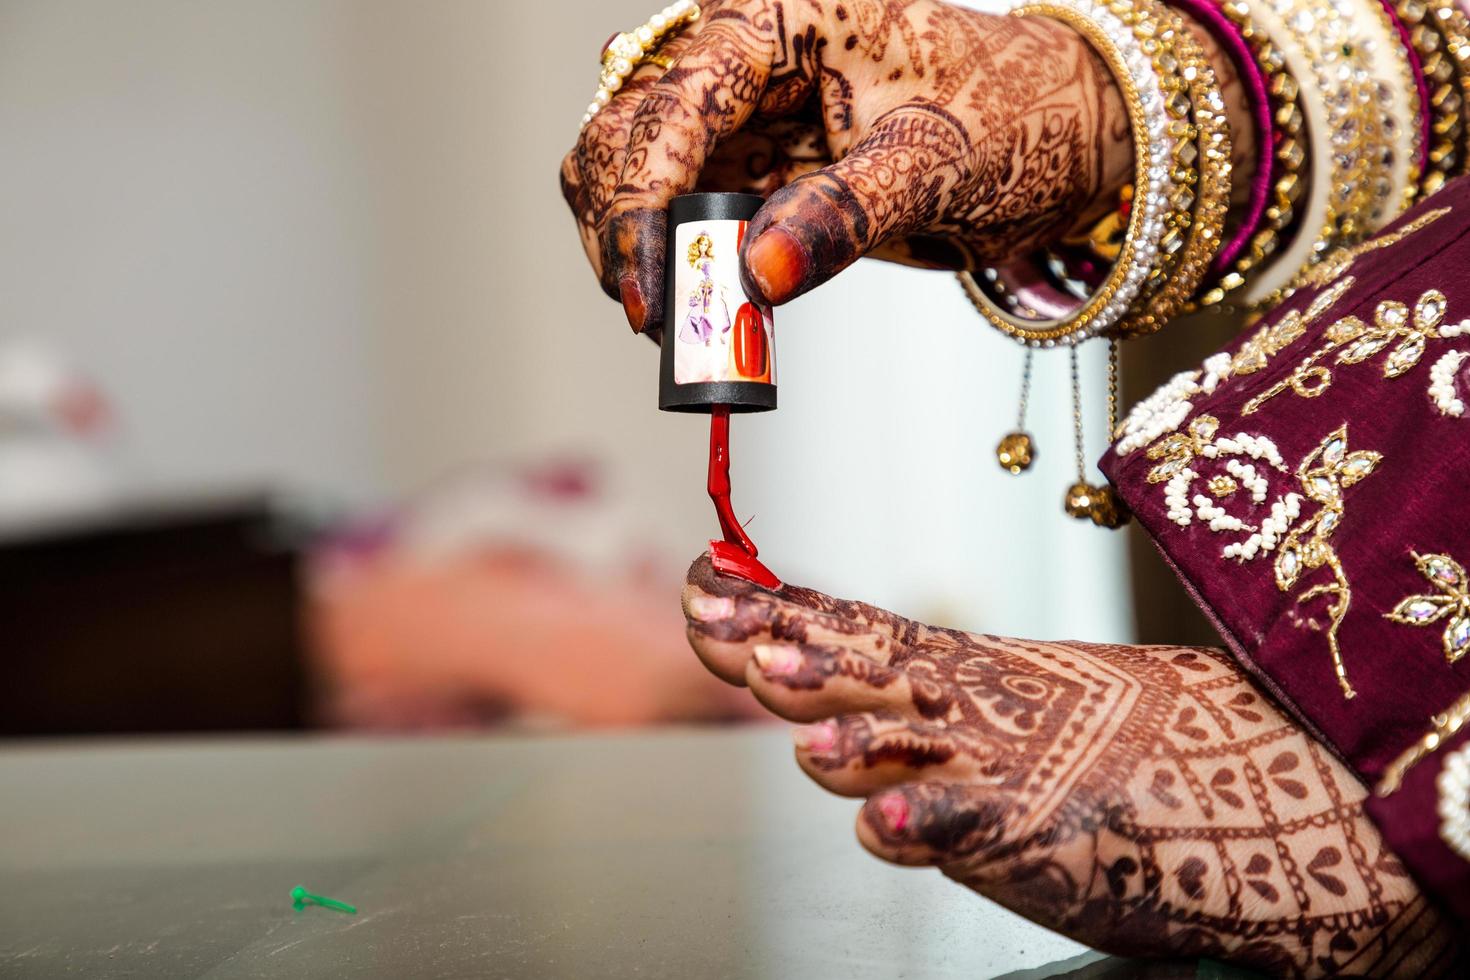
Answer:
[{"xmin": 682, "ymin": 556, "xmax": 1457, "ymax": 977}]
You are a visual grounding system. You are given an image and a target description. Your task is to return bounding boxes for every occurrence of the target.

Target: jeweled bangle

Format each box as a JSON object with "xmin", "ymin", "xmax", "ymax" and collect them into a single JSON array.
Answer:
[
  {"xmin": 1238, "ymin": 0, "xmax": 1392, "ymax": 304},
  {"xmin": 958, "ymin": 0, "xmax": 1181, "ymax": 347},
  {"xmin": 1120, "ymin": 4, "xmax": 1233, "ymax": 334},
  {"xmin": 1377, "ymin": 0, "xmax": 1434, "ymax": 191},
  {"xmin": 1197, "ymin": 0, "xmax": 1309, "ymax": 307},
  {"xmin": 1115, "ymin": 2, "xmax": 1203, "ymax": 333},
  {"xmin": 1360, "ymin": 0, "xmax": 1427, "ymax": 213},
  {"xmin": 1400, "ymin": 0, "xmax": 1470, "ymax": 197},
  {"xmin": 1162, "ymin": 0, "xmax": 1273, "ymax": 280},
  {"xmin": 1308, "ymin": 0, "xmax": 1395, "ymax": 241}
]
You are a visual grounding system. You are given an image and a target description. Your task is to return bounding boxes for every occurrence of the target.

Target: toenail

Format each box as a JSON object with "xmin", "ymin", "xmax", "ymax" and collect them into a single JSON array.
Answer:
[
  {"xmin": 877, "ymin": 793, "xmax": 910, "ymax": 833},
  {"xmin": 688, "ymin": 596, "xmax": 735, "ymax": 622},
  {"xmin": 753, "ymin": 643, "xmax": 802, "ymax": 676},
  {"xmin": 792, "ymin": 721, "xmax": 835, "ymax": 753}
]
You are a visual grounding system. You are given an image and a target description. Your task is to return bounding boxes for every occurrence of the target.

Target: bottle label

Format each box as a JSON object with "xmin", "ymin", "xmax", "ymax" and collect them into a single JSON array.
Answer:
[{"xmin": 672, "ymin": 219, "xmax": 774, "ymax": 386}]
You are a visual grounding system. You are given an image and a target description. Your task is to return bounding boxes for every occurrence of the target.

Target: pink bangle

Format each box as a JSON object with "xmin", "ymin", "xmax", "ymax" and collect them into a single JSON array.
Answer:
[{"xmin": 1161, "ymin": 0, "xmax": 1275, "ymax": 276}]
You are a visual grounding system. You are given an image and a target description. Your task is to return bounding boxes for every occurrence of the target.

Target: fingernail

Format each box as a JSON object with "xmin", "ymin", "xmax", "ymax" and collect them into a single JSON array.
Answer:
[
  {"xmin": 619, "ymin": 277, "xmax": 647, "ymax": 333},
  {"xmin": 792, "ymin": 721, "xmax": 835, "ymax": 753},
  {"xmin": 688, "ymin": 595, "xmax": 734, "ymax": 622},
  {"xmin": 877, "ymin": 793, "xmax": 910, "ymax": 833},
  {"xmin": 753, "ymin": 643, "xmax": 802, "ymax": 676},
  {"xmin": 745, "ymin": 226, "xmax": 809, "ymax": 304}
]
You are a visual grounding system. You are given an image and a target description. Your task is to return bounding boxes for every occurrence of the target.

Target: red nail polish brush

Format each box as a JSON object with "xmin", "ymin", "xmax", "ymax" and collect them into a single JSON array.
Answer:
[{"xmin": 660, "ymin": 193, "xmax": 780, "ymax": 589}]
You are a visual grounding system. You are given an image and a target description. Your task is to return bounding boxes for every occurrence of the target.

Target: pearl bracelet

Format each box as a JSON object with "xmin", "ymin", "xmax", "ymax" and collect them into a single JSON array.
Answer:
[{"xmin": 580, "ymin": 0, "xmax": 700, "ymax": 129}]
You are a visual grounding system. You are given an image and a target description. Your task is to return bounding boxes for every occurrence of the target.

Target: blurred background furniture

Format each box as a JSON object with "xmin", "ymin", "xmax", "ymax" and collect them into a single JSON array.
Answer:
[{"xmin": 0, "ymin": 496, "xmax": 307, "ymax": 735}]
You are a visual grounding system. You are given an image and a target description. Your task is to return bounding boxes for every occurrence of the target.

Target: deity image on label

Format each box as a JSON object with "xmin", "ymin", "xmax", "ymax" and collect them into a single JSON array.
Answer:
[{"xmin": 672, "ymin": 221, "xmax": 774, "ymax": 386}]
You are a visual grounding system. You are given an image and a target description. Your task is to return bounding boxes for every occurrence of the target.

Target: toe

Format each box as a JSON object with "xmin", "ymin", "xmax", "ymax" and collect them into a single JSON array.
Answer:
[
  {"xmin": 682, "ymin": 554, "xmax": 917, "ymax": 686},
  {"xmin": 792, "ymin": 712, "xmax": 1013, "ymax": 798},
  {"xmin": 743, "ymin": 642, "xmax": 931, "ymax": 723},
  {"xmin": 855, "ymin": 781, "xmax": 1008, "ymax": 867}
]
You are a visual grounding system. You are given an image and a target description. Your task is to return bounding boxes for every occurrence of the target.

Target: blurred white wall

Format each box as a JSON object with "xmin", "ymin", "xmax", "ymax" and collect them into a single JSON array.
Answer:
[{"xmin": 0, "ymin": 0, "xmax": 1131, "ymax": 642}]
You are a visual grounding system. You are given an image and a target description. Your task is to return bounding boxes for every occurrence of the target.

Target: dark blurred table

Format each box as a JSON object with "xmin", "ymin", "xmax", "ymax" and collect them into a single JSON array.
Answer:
[{"xmin": 0, "ymin": 729, "xmax": 1179, "ymax": 979}]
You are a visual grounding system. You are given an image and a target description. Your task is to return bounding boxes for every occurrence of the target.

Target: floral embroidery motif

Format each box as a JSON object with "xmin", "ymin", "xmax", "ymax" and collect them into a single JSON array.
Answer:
[
  {"xmin": 1243, "ymin": 288, "xmax": 1451, "ymax": 415},
  {"xmin": 1233, "ymin": 276, "xmax": 1358, "ymax": 378},
  {"xmin": 1436, "ymin": 740, "xmax": 1470, "ymax": 863},
  {"xmin": 1143, "ymin": 420, "xmax": 1379, "ymax": 700},
  {"xmin": 1294, "ymin": 206, "xmax": 1452, "ymax": 292},
  {"xmin": 1385, "ymin": 552, "xmax": 1470, "ymax": 664},
  {"xmin": 1271, "ymin": 427, "xmax": 1380, "ymax": 700},
  {"xmin": 1113, "ymin": 279, "xmax": 1356, "ymax": 458},
  {"xmin": 1147, "ymin": 415, "xmax": 1299, "ymax": 559}
]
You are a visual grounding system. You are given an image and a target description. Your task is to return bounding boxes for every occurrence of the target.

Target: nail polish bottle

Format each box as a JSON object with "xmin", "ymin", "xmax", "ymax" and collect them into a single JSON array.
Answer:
[{"xmin": 659, "ymin": 192, "xmax": 777, "ymax": 414}]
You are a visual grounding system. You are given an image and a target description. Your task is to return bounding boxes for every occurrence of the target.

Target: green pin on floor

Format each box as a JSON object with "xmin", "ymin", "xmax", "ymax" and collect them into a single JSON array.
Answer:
[{"xmin": 290, "ymin": 885, "xmax": 357, "ymax": 915}]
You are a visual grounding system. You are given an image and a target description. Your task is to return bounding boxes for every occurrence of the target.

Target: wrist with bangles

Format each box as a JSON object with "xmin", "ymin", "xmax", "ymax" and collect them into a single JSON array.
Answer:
[
  {"xmin": 953, "ymin": 0, "xmax": 1465, "ymax": 524},
  {"xmin": 577, "ymin": 0, "xmax": 1470, "ymax": 527}
]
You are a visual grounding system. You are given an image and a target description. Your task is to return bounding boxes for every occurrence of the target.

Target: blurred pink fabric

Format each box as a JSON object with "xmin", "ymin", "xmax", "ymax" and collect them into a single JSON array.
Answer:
[{"xmin": 306, "ymin": 458, "xmax": 767, "ymax": 730}]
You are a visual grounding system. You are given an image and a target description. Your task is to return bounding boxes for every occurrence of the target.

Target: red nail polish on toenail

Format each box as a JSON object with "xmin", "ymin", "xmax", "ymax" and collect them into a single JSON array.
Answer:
[
  {"xmin": 792, "ymin": 721, "xmax": 835, "ymax": 753},
  {"xmin": 878, "ymin": 794, "xmax": 909, "ymax": 833},
  {"xmin": 688, "ymin": 596, "xmax": 735, "ymax": 622},
  {"xmin": 753, "ymin": 644, "xmax": 801, "ymax": 676}
]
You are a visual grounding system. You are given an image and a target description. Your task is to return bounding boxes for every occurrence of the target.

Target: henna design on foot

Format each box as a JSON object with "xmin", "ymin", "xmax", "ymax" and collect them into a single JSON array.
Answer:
[{"xmin": 682, "ymin": 558, "xmax": 1457, "ymax": 977}]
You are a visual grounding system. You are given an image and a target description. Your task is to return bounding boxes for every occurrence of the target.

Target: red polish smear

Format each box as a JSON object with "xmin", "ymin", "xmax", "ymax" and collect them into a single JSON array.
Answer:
[
  {"xmin": 707, "ymin": 405, "xmax": 780, "ymax": 589},
  {"xmin": 709, "ymin": 540, "xmax": 780, "ymax": 590}
]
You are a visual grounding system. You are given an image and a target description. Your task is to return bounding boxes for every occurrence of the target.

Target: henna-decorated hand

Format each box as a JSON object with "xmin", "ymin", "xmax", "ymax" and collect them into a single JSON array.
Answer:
[
  {"xmin": 681, "ymin": 556, "xmax": 1457, "ymax": 977},
  {"xmin": 562, "ymin": 0, "xmax": 1146, "ymax": 336}
]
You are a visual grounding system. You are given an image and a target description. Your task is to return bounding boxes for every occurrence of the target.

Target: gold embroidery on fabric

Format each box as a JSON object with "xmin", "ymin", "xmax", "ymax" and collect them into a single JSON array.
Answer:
[
  {"xmin": 1295, "ymin": 206, "xmax": 1452, "ymax": 291},
  {"xmin": 1242, "ymin": 287, "xmax": 1451, "ymax": 415},
  {"xmin": 1385, "ymin": 552, "xmax": 1470, "ymax": 664},
  {"xmin": 1232, "ymin": 276, "xmax": 1357, "ymax": 378},
  {"xmin": 1273, "ymin": 426, "xmax": 1381, "ymax": 700},
  {"xmin": 1143, "ymin": 419, "xmax": 1379, "ymax": 700},
  {"xmin": 1377, "ymin": 688, "xmax": 1470, "ymax": 797}
]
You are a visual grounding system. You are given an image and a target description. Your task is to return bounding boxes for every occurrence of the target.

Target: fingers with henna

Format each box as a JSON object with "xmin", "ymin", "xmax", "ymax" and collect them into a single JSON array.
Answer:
[
  {"xmin": 740, "ymin": 102, "xmax": 972, "ymax": 305},
  {"xmin": 603, "ymin": 9, "xmax": 783, "ymax": 334}
]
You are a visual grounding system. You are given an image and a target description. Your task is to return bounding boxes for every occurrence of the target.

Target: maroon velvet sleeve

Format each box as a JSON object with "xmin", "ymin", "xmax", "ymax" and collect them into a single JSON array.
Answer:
[
  {"xmin": 1100, "ymin": 175, "xmax": 1470, "ymax": 918},
  {"xmin": 1366, "ymin": 725, "xmax": 1470, "ymax": 921}
]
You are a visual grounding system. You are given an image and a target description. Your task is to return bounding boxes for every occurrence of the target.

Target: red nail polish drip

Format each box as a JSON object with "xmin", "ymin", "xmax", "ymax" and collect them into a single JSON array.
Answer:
[{"xmin": 707, "ymin": 405, "xmax": 780, "ymax": 589}]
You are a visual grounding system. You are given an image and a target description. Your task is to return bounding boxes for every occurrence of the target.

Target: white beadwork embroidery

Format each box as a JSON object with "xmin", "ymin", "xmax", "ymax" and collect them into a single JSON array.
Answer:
[
  {"xmin": 1429, "ymin": 350, "xmax": 1469, "ymax": 417},
  {"xmin": 1437, "ymin": 741, "xmax": 1470, "ymax": 863}
]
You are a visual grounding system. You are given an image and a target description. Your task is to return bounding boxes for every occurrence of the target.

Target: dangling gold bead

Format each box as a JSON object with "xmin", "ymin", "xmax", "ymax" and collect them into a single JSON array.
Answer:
[
  {"xmin": 1063, "ymin": 481, "xmax": 1097, "ymax": 519},
  {"xmin": 1087, "ymin": 484, "xmax": 1130, "ymax": 529},
  {"xmin": 996, "ymin": 432, "xmax": 1035, "ymax": 475}
]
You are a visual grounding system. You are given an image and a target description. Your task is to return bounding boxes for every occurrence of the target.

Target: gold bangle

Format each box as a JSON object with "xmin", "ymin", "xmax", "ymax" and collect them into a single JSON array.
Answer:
[
  {"xmin": 1122, "ymin": 4, "xmax": 1233, "ymax": 333},
  {"xmin": 959, "ymin": 0, "xmax": 1184, "ymax": 347},
  {"xmin": 1401, "ymin": 0, "xmax": 1470, "ymax": 198},
  {"xmin": 1197, "ymin": 1, "xmax": 1308, "ymax": 307},
  {"xmin": 581, "ymin": 0, "xmax": 700, "ymax": 129},
  {"xmin": 1116, "ymin": 2, "xmax": 1199, "ymax": 336}
]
